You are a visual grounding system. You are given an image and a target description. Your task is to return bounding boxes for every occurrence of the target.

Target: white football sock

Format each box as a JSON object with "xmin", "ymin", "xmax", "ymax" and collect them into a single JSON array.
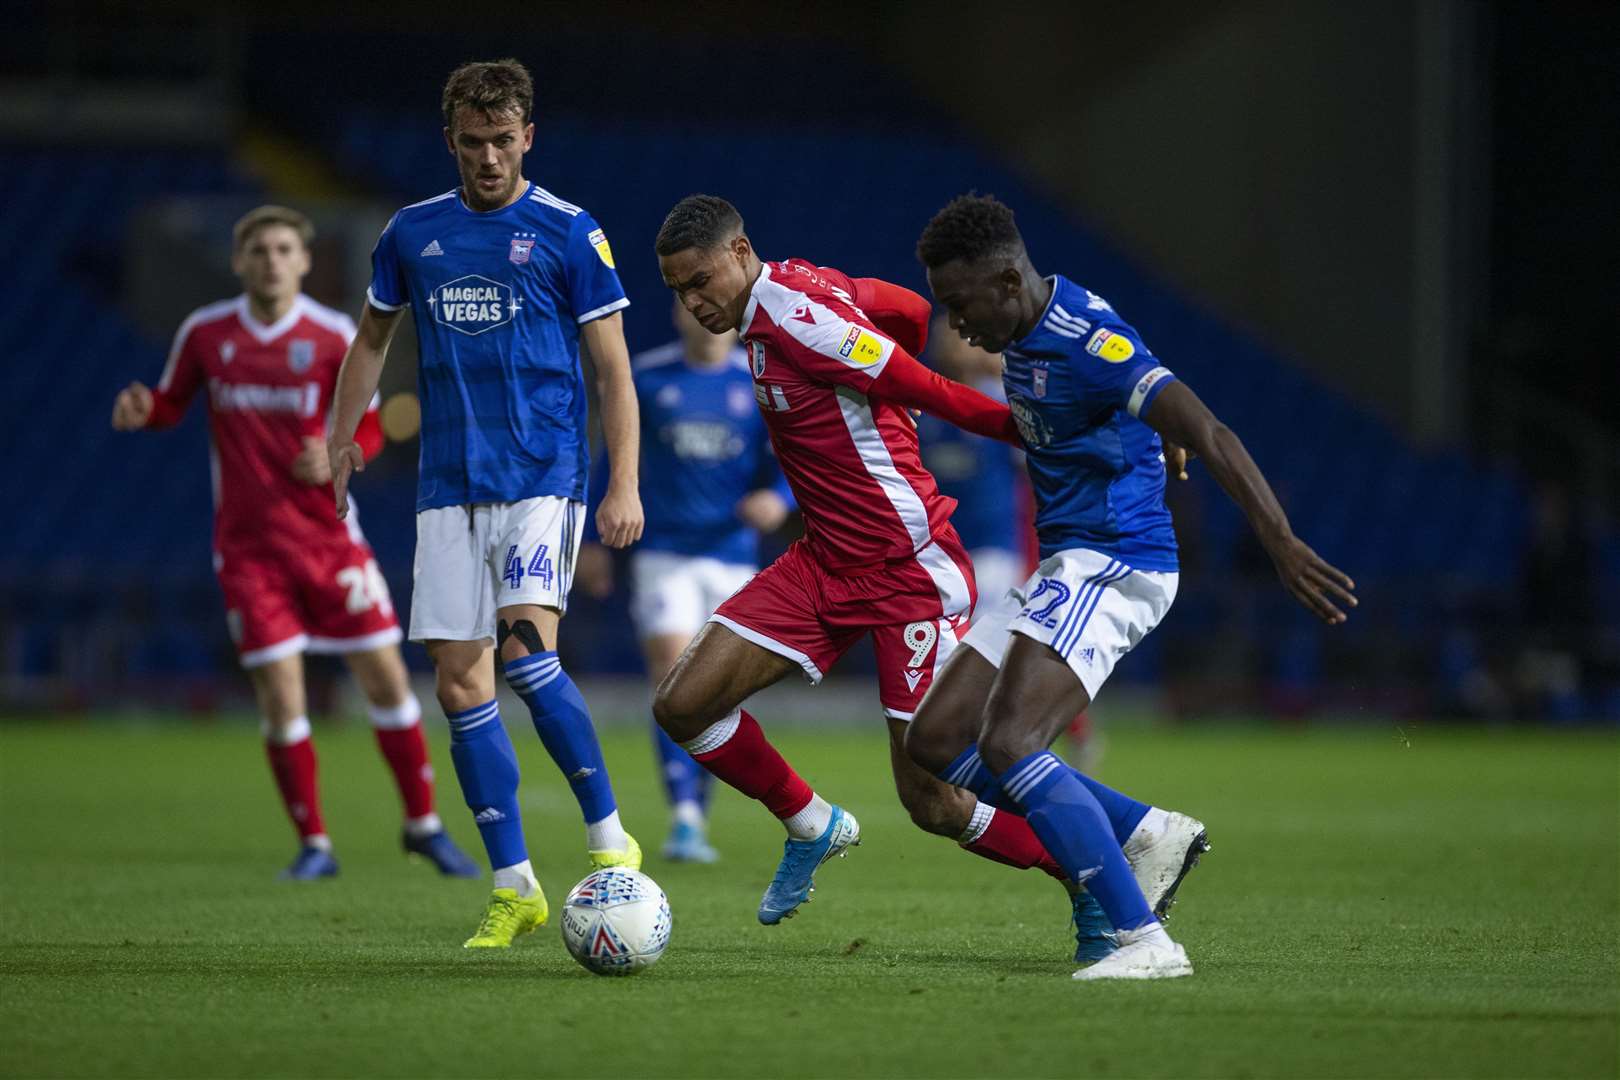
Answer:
[
  {"xmin": 404, "ymin": 813, "xmax": 442, "ymax": 839},
  {"xmin": 958, "ymin": 801, "xmax": 995, "ymax": 845},
  {"xmin": 781, "ymin": 794, "xmax": 833, "ymax": 840},
  {"xmin": 672, "ymin": 800, "xmax": 705, "ymax": 829},
  {"xmin": 586, "ymin": 809, "xmax": 629, "ymax": 852},
  {"xmin": 1129, "ymin": 806, "xmax": 1171, "ymax": 847},
  {"xmin": 492, "ymin": 859, "xmax": 539, "ymax": 897},
  {"xmin": 304, "ymin": 833, "xmax": 332, "ymax": 853}
]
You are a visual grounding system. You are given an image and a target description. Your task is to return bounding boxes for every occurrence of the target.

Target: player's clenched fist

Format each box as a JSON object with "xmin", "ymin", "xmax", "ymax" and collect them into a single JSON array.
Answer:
[
  {"xmin": 327, "ymin": 439, "xmax": 365, "ymax": 519},
  {"xmin": 111, "ymin": 381, "xmax": 154, "ymax": 431},
  {"xmin": 595, "ymin": 485, "xmax": 644, "ymax": 549}
]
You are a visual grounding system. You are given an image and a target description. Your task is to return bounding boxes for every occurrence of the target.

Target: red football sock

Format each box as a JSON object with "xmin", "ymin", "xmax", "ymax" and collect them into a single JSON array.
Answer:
[
  {"xmin": 964, "ymin": 807, "xmax": 1066, "ymax": 881},
  {"xmin": 687, "ymin": 710, "xmax": 813, "ymax": 819},
  {"xmin": 265, "ymin": 736, "xmax": 326, "ymax": 841},
  {"xmin": 373, "ymin": 724, "xmax": 436, "ymax": 820}
]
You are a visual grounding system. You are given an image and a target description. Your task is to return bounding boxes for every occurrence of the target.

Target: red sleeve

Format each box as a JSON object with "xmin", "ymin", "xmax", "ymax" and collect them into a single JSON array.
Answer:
[
  {"xmin": 145, "ymin": 321, "xmax": 205, "ymax": 429},
  {"xmin": 870, "ymin": 348, "xmax": 1020, "ymax": 446},
  {"xmin": 853, "ymin": 277, "xmax": 931, "ymax": 359},
  {"xmin": 354, "ymin": 395, "xmax": 385, "ymax": 461}
]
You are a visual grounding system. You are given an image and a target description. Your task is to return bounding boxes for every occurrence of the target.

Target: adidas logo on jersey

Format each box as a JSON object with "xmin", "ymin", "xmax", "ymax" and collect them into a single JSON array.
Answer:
[
  {"xmin": 420, "ymin": 239, "xmax": 444, "ymax": 257},
  {"xmin": 473, "ymin": 806, "xmax": 506, "ymax": 824}
]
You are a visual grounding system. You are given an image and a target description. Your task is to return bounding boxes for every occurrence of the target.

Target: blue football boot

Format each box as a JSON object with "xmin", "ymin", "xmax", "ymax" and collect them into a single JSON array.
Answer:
[
  {"xmin": 758, "ymin": 806, "xmax": 860, "ymax": 925},
  {"xmin": 278, "ymin": 845, "xmax": 339, "ymax": 881},
  {"xmin": 1071, "ymin": 887, "xmax": 1119, "ymax": 963},
  {"xmin": 403, "ymin": 829, "xmax": 481, "ymax": 878},
  {"xmin": 661, "ymin": 820, "xmax": 720, "ymax": 864}
]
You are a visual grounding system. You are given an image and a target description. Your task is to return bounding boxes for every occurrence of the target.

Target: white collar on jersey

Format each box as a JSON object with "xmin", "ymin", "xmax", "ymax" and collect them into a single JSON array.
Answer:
[
  {"xmin": 739, "ymin": 262, "xmax": 771, "ymax": 336},
  {"xmin": 234, "ymin": 294, "xmax": 309, "ymax": 344}
]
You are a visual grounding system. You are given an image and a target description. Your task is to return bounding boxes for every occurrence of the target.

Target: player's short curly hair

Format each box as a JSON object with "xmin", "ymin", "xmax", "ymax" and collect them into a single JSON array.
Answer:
[
  {"xmin": 655, "ymin": 194, "xmax": 745, "ymax": 256},
  {"xmin": 916, "ymin": 193, "xmax": 1025, "ymax": 268},
  {"xmin": 441, "ymin": 58, "xmax": 533, "ymax": 131}
]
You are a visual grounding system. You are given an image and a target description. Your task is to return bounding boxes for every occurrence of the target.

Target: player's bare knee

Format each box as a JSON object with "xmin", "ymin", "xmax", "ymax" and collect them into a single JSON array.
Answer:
[
  {"xmin": 650, "ymin": 678, "xmax": 705, "ymax": 742},
  {"xmin": 903, "ymin": 714, "xmax": 956, "ymax": 776},
  {"xmin": 976, "ymin": 722, "xmax": 1039, "ymax": 777}
]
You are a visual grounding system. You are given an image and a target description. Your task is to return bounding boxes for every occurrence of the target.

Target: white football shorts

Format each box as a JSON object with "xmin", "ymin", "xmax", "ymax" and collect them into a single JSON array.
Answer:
[
  {"xmin": 629, "ymin": 551, "xmax": 755, "ymax": 640},
  {"xmin": 409, "ymin": 496, "xmax": 585, "ymax": 642},
  {"xmin": 967, "ymin": 545, "xmax": 1029, "ymax": 624},
  {"xmin": 962, "ymin": 546, "xmax": 1177, "ymax": 700}
]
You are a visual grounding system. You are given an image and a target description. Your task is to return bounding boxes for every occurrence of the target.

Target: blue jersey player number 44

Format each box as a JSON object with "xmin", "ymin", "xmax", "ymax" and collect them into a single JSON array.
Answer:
[{"xmin": 324, "ymin": 59, "xmax": 646, "ymax": 951}]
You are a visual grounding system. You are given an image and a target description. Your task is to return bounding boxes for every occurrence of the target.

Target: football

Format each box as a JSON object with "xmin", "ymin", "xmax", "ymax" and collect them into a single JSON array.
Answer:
[{"xmin": 560, "ymin": 868, "xmax": 672, "ymax": 976}]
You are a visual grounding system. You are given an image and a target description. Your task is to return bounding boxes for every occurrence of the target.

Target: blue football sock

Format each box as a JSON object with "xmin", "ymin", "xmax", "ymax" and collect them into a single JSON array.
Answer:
[
  {"xmin": 652, "ymin": 714, "xmax": 706, "ymax": 810},
  {"xmin": 505, "ymin": 652, "xmax": 617, "ymax": 824},
  {"xmin": 996, "ymin": 749, "xmax": 1156, "ymax": 932},
  {"xmin": 939, "ymin": 745, "xmax": 1150, "ymax": 844},
  {"xmin": 445, "ymin": 700, "xmax": 527, "ymax": 869}
]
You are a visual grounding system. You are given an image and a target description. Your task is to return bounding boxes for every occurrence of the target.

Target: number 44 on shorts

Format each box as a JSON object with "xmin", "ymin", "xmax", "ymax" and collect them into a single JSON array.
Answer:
[{"xmin": 503, "ymin": 543, "xmax": 554, "ymax": 591}]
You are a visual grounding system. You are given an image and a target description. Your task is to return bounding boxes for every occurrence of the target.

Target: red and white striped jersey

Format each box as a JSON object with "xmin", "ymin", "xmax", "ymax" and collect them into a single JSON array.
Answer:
[
  {"xmin": 147, "ymin": 294, "xmax": 382, "ymax": 554},
  {"xmin": 739, "ymin": 259, "xmax": 959, "ymax": 575}
]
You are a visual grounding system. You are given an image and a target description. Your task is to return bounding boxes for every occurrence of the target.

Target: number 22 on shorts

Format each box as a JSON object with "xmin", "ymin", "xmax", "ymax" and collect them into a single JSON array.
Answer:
[{"xmin": 1022, "ymin": 578, "xmax": 1071, "ymax": 628}]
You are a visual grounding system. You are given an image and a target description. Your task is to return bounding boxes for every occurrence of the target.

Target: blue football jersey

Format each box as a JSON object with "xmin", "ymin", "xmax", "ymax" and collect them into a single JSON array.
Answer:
[
  {"xmin": 918, "ymin": 376, "xmax": 1023, "ymax": 554},
  {"xmin": 587, "ymin": 340, "xmax": 790, "ymax": 566},
  {"xmin": 1003, "ymin": 275, "xmax": 1178, "ymax": 570},
  {"xmin": 368, "ymin": 182, "xmax": 629, "ymax": 511}
]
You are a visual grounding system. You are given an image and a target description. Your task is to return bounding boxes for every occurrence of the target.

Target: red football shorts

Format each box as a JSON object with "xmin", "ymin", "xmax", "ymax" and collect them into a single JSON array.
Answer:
[
  {"xmin": 216, "ymin": 528, "xmax": 402, "ymax": 668},
  {"xmin": 709, "ymin": 528, "xmax": 977, "ymax": 720}
]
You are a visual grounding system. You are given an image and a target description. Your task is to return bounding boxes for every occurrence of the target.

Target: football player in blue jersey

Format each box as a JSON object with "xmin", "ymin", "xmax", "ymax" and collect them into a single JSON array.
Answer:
[
  {"xmin": 577, "ymin": 300, "xmax": 793, "ymax": 864},
  {"xmin": 326, "ymin": 59, "xmax": 645, "ymax": 948},
  {"xmin": 905, "ymin": 194, "xmax": 1357, "ymax": 980}
]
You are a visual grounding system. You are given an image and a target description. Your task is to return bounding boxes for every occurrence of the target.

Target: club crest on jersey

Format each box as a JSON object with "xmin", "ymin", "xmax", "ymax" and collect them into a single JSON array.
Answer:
[
  {"xmin": 220, "ymin": 340, "xmax": 236, "ymax": 365},
  {"xmin": 1032, "ymin": 367, "xmax": 1048, "ymax": 398},
  {"xmin": 728, "ymin": 384, "xmax": 753, "ymax": 416},
  {"xmin": 749, "ymin": 340, "xmax": 767, "ymax": 378},
  {"xmin": 508, "ymin": 235, "xmax": 536, "ymax": 265},
  {"xmin": 1085, "ymin": 327, "xmax": 1135, "ymax": 363},
  {"xmin": 287, "ymin": 339, "xmax": 316, "ymax": 373},
  {"xmin": 430, "ymin": 274, "xmax": 519, "ymax": 336}
]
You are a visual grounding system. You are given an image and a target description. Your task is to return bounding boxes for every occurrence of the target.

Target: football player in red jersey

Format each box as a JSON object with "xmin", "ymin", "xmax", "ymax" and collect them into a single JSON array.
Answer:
[
  {"xmin": 111, "ymin": 206, "xmax": 477, "ymax": 881},
  {"xmin": 650, "ymin": 195, "xmax": 1076, "ymax": 927}
]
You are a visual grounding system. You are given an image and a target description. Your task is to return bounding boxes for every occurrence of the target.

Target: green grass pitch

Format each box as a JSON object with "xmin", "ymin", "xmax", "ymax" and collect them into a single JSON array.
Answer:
[{"xmin": 1, "ymin": 714, "xmax": 1616, "ymax": 1078}]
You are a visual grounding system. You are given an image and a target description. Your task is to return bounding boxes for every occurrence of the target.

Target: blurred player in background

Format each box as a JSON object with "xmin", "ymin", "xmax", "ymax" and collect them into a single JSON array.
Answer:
[
  {"xmin": 907, "ymin": 194, "xmax": 1357, "ymax": 979},
  {"xmin": 110, "ymin": 205, "xmax": 478, "ymax": 882},
  {"xmin": 577, "ymin": 300, "xmax": 793, "ymax": 864},
  {"xmin": 916, "ymin": 319, "xmax": 1030, "ymax": 615},
  {"xmin": 652, "ymin": 195, "xmax": 1100, "ymax": 932},
  {"xmin": 326, "ymin": 59, "xmax": 644, "ymax": 949}
]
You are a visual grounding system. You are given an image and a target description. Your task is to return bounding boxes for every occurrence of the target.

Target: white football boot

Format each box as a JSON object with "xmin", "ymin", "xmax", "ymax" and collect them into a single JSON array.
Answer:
[
  {"xmin": 1122, "ymin": 808, "xmax": 1209, "ymax": 920},
  {"xmin": 1072, "ymin": 922, "xmax": 1192, "ymax": 981}
]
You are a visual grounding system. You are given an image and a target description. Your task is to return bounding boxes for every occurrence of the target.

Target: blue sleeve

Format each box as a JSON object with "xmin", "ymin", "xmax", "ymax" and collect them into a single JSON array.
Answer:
[
  {"xmin": 366, "ymin": 214, "xmax": 409, "ymax": 311},
  {"xmin": 1073, "ymin": 318, "xmax": 1177, "ymax": 420},
  {"xmin": 566, "ymin": 211, "xmax": 630, "ymax": 324}
]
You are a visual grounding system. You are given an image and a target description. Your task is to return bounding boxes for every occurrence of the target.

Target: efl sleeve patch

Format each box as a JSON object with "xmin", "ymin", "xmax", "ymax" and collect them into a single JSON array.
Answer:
[
  {"xmin": 1086, "ymin": 327, "xmax": 1136, "ymax": 363},
  {"xmin": 1127, "ymin": 366, "xmax": 1175, "ymax": 417},
  {"xmin": 837, "ymin": 325, "xmax": 890, "ymax": 367},
  {"xmin": 587, "ymin": 227, "xmax": 616, "ymax": 269}
]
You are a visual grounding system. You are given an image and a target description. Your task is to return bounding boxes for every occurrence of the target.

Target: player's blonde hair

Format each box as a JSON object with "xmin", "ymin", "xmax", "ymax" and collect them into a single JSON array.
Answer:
[
  {"xmin": 232, "ymin": 205, "xmax": 315, "ymax": 253},
  {"xmin": 441, "ymin": 58, "xmax": 533, "ymax": 132}
]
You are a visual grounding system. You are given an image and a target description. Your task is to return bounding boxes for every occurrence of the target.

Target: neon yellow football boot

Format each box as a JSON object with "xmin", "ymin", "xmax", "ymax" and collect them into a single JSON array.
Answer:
[
  {"xmin": 588, "ymin": 831, "xmax": 642, "ymax": 871},
  {"xmin": 462, "ymin": 886, "xmax": 548, "ymax": 949}
]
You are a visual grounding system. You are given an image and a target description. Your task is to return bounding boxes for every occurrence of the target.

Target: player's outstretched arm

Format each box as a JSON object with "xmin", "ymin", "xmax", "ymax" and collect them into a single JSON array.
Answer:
[
  {"xmin": 581, "ymin": 312, "xmax": 644, "ymax": 548},
  {"xmin": 1143, "ymin": 380, "xmax": 1357, "ymax": 625},
  {"xmin": 326, "ymin": 303, "xmax": 401, "ymax": 519},
  {"xmin": 870, "ymin": 347, "xmax": 1021, "ymax": 446}
]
